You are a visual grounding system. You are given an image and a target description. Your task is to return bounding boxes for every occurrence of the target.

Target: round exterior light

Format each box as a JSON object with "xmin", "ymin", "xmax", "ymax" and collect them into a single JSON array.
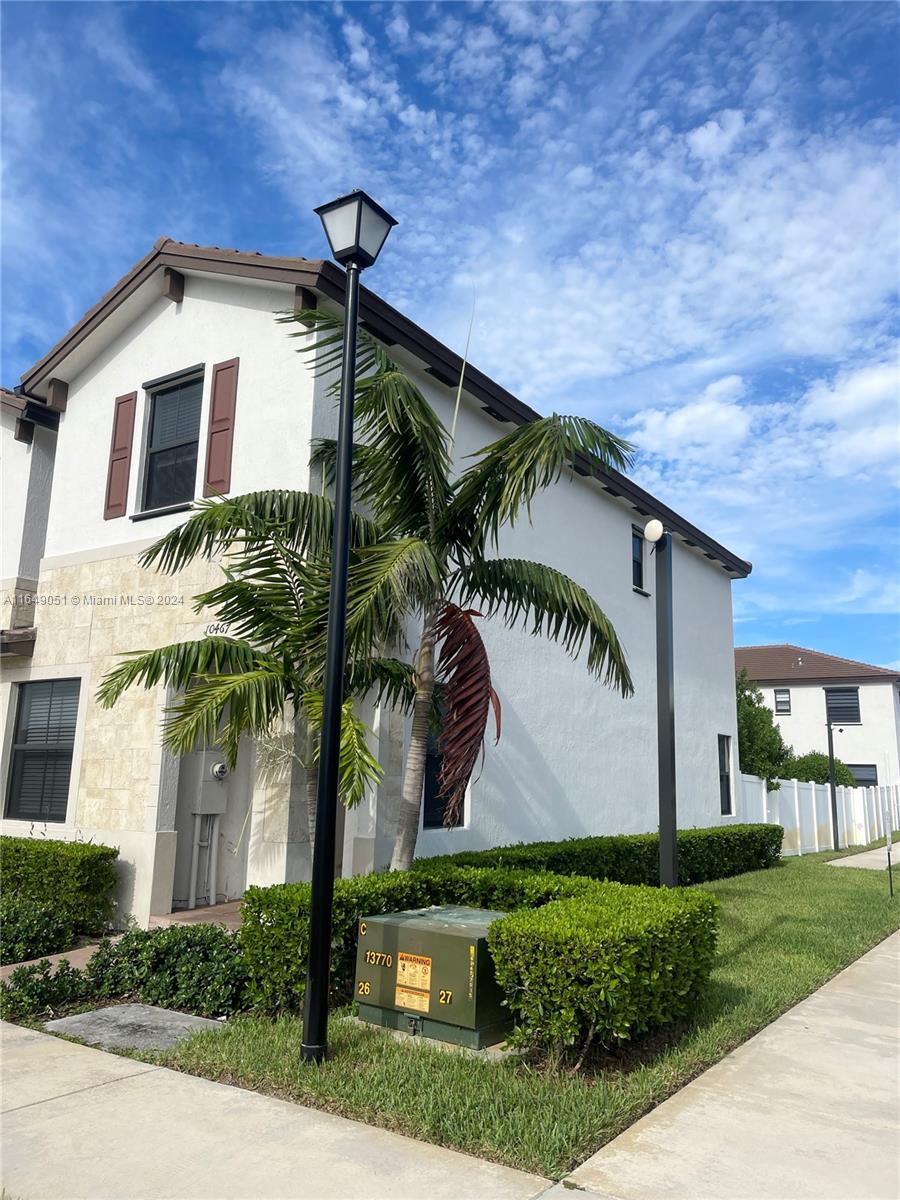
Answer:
[
  {"xmin": 644, "ymin": 518, "xmax": 665, "ymax": 543},
  {"xmin": 314, "ymin": 189, "xmax": 398, "ymax": 269}
]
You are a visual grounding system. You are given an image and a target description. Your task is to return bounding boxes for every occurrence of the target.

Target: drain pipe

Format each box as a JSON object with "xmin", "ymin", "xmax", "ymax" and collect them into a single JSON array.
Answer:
[
  {"xmin": 207, "ymin": 814, "xmax": 220, "ymax": 907},
  {"xmin": 188, "ymin": 813, "xmax": 202, "ymax": 910}
]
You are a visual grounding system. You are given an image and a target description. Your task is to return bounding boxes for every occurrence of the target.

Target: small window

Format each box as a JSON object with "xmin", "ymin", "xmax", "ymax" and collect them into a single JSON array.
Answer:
[
  {"xmin": 824, "ymin": 686, "xmax": 861, "ymax": 725},
  {"xmin": 847, "ymin": 764, "xmax": 878, "ymax": 787},
  {"xmin": 5, "ymin": 679, "xmax": 80, "ymax": 822},
  {"xmin": 774, "ymin": 688, "xmax": 791, "ymax": 715},
  {"xmin": 632, "ymin": 528, "xmax": 644, "ymax": 590},
  {"xmin": 143, "ymin": 373, "xmax": 203, "ymax": 511},
  {"xmin": 422, "ymin": 727, "xmax": 465, "ymax": 829},
  {"xmin": 718, "ymin": 734, "xmax": 733, "ymax": 815}
]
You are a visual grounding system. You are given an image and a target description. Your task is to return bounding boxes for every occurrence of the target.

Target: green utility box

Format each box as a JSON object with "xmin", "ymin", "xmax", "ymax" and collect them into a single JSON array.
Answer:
[{"xmin": 354, "ymin": 905, "xmax": 511, "ymax": 1049}]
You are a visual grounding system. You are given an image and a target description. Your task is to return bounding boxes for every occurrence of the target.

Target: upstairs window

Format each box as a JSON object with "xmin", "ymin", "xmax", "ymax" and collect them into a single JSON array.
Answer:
[
  {"xmin": 5, "ymin": 679, "xmax": 80, "ymax": 822},
  {"xmin": 143, "ymin": 373, "xmax": 203, "ymax": 511},
  {"xmin": 632, "ymin": 528, "xmax": 645, "ymax": 590},
  {"xmin": 825, "ymin": 686, "xmax": 860, "ymax": 725},
  {"xmin": 774, "ymin": 688, "xmax": 791, "ymax": 715},
  {"xmin": 847, "ymin": 764, "xmax": 878, "ymax": 787}
]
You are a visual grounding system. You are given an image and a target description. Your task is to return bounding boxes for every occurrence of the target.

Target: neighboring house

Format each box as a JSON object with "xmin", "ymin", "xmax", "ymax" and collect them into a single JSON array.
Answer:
[
  {"xmin": 1, "ymin": 238, "xmax": 751, "ymax": 924},
  {"xmin": 735, "ymin": 644, "xmax": 900, "ymax": 788}
]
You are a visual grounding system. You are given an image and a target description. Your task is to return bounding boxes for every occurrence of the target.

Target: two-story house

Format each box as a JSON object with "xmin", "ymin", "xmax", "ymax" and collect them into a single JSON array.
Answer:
[
  {"xmin": 735, "ymin": 644, "xmax": 900, "ymax": 788},
  {"xmin": 1, "ymin": 238, "xmax": 751, "ymax": 925}
]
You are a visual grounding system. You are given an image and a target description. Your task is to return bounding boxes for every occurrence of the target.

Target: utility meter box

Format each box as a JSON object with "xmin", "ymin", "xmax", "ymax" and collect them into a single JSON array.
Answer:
[{"xmin": 354, "ymin": 905, "xmax": 510, "ymax": 1049}]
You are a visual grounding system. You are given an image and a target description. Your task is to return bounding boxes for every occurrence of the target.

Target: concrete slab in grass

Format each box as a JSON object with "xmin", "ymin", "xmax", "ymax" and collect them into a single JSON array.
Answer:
[
  {"xmin": 828, "ymin": 846, "xmax": 892, "ymax": 871},
  {"xmin": 45, "ymin": 1003, "xmax": 223, "ymax": 1051}
]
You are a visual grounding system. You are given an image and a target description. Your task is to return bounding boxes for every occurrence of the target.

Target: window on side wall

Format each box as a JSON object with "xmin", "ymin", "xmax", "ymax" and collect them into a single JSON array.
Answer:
[
  {"xmin": 422, "ymin": 728, "xmax": 465, "ymax": 829},
  {"xmin": 143, "ymin": 372, "xmax": 203, "ymax": 511},
  {"xmin": 847, "ymin": 764, "xmax": 878, "ymax": 787},
  {"xmin": 632, "ymin": 527, "xmax": 645, "ymax": 591},
  {"xmin": 718, "ymin": 734, "xmax": 733, "ymax": 815},
  {"xmin": 824, "ymin": 686, "xmax": 861, "ymax": 725},
  {"xmin": 5, "ymin": 679, "xmax": 81, "ymax": 822},
  {"xmin": 774, "ymin": 688, "xmax": 791, "ymax": 714}
]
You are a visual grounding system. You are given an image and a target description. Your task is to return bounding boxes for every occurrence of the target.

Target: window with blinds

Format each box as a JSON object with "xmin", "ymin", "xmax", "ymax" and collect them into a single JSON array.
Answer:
[
  {"xmin": 847, "ymin": 764, "xmax": 878, "ymax": 787},
  {"xmin": 718, "ymin": 733, "xmax": 733, "ymax": 815},
  {"xmin": 6, "ymin": 679, "xmax": 81, "ymax": 822},
  {"xmin": 824, "ymin": 686, "xmax": 861, "ymax": 725},
  {"xmin": 774, "ymin": 688, "xmax": 791, "ymax": 714},
  {"xmin": 632, "ymin": 528, "xmax": 645, "ymax": 590},
  {"xmin": 143, "ymin": 373, "xmax": 203, "ymax": 510}
]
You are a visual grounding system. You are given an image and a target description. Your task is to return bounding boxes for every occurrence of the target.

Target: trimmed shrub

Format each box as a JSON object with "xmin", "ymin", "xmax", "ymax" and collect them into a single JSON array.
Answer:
[
  {"xmin": 87, "ymin": 925, "xmax": 246, "ymax": 1017},
  {"xmin": 411, "ymin": 823, "xmax": 784, "ymax": 886},
  {"xmin": 489, "ymin": 882, "xmax": 718, "ymax": 1060},
  {"xmin": 0, "ymin": 959, "xmax": 91, "ymax": 1022},
  {"xmin": 0, "ymin": 895, "xmax": 76, "ymax": 964},
  {"xmin": 0, "ymin": 837, "xmax": 119, "ymax": 936},
  {"xmin": 239, "ymin": 864, "xmax": 680, "ymax": 1016}
]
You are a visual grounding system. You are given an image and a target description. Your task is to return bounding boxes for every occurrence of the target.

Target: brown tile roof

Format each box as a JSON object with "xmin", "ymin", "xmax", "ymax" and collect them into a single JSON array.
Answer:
[{"xmin": 735, "ymin": 644, "xmax": 900, "ymax": 684}]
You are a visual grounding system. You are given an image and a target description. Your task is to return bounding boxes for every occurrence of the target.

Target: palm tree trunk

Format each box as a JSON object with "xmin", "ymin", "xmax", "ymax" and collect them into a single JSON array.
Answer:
[
  {"xmin": 305, "ymin": 725, "xmax": 319, "ymax": 850},
  {"xmin": 391, "ymin": 619, "xmax": 436, "ymax": 871}
]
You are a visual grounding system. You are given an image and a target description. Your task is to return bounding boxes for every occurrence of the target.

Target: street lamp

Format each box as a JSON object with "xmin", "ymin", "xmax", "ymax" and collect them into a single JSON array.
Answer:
[
  {"xmin": 302, "ymin": 189, "xmax": 397, "ymax": 1065},
  {"xmin": 826, "ymin": 720, "xmax": 843, "ymax": 852},
  {"xmin": 644, "ymin": 519, "xmax": 678, "ymax": 887}
]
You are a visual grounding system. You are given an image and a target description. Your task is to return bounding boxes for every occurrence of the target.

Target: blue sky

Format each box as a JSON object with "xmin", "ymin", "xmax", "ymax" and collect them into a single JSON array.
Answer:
[{"xmin": 2, "ymin": 1, "xmax": 898, "ymax": 667}]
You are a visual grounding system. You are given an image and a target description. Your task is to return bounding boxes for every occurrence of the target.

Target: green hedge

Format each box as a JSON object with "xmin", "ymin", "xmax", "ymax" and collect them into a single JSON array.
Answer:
[
  {"xmin": 411, "ymin": 823, "xmax": 784, "ymax": 886},
  {"xmin": 490, "ymin": 883, "xmax": 718, "ymax": 1059},
  {"xmin": 0, "ymin": 837, "xmax": 119, "ymax": 938},
  {"xmin": 0, "ymin": 896, "xmax": 76, "ymax": 965}
]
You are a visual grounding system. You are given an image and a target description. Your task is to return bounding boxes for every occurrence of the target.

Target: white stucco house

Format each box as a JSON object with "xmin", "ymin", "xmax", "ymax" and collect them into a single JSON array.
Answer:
[
  {"xmin": 1, "ymin": 238, "xmax": 751, "ymax": 925},
  {"xmin": 735, "ymin": 644, "xmax": 900, "ymax": 788}
]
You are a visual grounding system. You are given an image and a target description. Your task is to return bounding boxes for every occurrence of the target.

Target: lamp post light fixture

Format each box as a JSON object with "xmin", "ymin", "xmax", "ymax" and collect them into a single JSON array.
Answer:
[
  {"xmin": 301, "ymin": 189, "xmax": 397, "ymax": 1065},
  {"xmin": 644, "ymin": 518, "xmax": 678, "ymax": 887}
]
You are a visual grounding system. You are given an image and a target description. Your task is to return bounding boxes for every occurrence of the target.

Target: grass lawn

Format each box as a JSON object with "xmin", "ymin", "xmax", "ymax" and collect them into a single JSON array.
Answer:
[{"xmin": 159, "ymin": 855, "xmax": 899, "ymax": 1180}]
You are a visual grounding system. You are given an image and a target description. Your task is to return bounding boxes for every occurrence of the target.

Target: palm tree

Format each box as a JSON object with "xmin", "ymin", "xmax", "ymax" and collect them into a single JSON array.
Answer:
[{"xmin": 99, "ymin": 311, "xmax": 635, "ymax": 870}]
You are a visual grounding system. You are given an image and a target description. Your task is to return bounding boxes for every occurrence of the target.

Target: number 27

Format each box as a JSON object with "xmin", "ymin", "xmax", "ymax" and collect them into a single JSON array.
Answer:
[{"xmin": 439, "ymin": 989, "xmax": 453, "ymax": 1004}]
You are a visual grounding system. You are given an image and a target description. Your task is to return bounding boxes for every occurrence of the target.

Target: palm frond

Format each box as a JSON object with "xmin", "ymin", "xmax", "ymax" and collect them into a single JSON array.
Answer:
[
  {"xmin": 278, "ymin": 309, "xmax": 391, "ymax": 380},
  {"xmin": 96, "ymin": 637, "xmax": 274, "ymax": 709},
  {"xmin": 445, "ymin": 415, "xmax": 635, "ymax": 554},
  {"xmin": 457, "ymin": 558, "xmax": 633, "ymax": 695},
  {"xmin": 433, "ymin": 603, "xmax": 501, "ymax": 828},
  {"xmin": 161, "ymin": 667, "xmax": 290, "ymax": 767},
  {"xmin": 141, "ymin": 490, "xmax": 382, "ymax": 575},
  {"xmin": 344, "ymin": 656, "xmax": 419, "ymax": 712},
  {"xmin": 302, "ymin": 691, "xmax": 383, "ymax": 807}
]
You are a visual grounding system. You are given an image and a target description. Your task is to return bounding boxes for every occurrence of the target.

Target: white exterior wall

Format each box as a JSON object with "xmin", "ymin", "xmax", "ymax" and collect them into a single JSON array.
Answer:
[
  {"xmin": 44, "ymin": 273, "xmax": 318, "ymax": 558},
  {"xmin": 1, "ymin": 407, "xmax": 55, "ymax": 610},
  {"xmin": 759, "ymin": 681, "xmax": 900, "ymax": 787},
  {"xmin": 347, "ymin": 357, "xmax": 741, "ymax": 864}
]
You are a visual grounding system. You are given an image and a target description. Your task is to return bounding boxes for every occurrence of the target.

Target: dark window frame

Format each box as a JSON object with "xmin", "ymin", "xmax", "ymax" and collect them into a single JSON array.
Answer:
[
  {"xmin": 141, "ymin": 369, "xmax": 204, "ymax": 512},
  {"xmin": 5, "ymin": 678, "xmax": 81, "ymax": 823},
  {"xmin": 718, "ymin": 733, "xmax": 733, "ymax": 816},
  {"xmin": 422, "ymin": 725, "xmax": 466, "ymax": 831},
  {"xmin": 774, "ymin": 688, "xmax": 791, "ymax": 715},
  {"xmin": 632, "ymin": 526, "xmax": 645, "ymax": 591},
  {"xmin": 847, "ymin": 764, "xmax": 878, "ymax": 787},
  {"xmin": 824, "ymin": 686, "xmax": 861, "ymax": 726}
]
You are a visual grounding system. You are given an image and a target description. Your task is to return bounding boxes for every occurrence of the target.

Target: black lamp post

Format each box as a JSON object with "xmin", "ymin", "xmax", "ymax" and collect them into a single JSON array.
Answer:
[
  {"xmin": 301, "ymin": 189, "xmax": 397, "ymax": 1065},
  {"xmin": 826, "ymin": 719, "xmax": 843, "ymax": 852},
  {"xmin": 645, "ymin": 518, "xmax": 678, "ymax": 887}
]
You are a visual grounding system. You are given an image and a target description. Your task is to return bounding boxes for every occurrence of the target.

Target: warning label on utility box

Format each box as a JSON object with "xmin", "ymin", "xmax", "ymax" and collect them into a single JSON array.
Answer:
[{"xmin": 395, "ymin": 953, "xmax": 432, "ymax": 1012}]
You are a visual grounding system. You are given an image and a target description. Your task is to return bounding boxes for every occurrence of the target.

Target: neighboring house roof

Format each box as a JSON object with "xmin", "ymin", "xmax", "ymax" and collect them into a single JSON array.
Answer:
[
  {"xmin": 735, "ymin": 644, "xmax": 900, "ymax": 686},
  {"xmin": 17, "ymin": 237, "xmax": 752, "ymax": 578},
  {"xmin": 1, "ymin": 386, "xmax": 27, "ymax": 413}
]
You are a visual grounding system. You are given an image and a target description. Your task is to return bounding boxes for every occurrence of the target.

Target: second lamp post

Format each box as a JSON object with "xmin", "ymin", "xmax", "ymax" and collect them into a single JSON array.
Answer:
[{"xmin": 301, "ymin": 189, "xmax": 397, "ymax": 1065}]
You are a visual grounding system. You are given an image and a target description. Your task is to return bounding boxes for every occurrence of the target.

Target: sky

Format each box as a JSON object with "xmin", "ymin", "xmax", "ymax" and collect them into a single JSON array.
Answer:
[{"xmin": 2, "ymin": 1, "xmax": 898, "ymax": 667}]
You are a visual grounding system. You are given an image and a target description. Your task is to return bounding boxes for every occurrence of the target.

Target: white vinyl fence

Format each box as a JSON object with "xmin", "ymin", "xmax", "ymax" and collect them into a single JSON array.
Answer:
[{"xmin": 735, "ymin": 773, "xmax": 900, "ymax": 855}]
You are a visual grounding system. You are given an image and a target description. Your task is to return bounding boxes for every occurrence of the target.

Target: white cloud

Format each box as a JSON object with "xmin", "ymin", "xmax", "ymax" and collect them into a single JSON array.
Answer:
[{"xmin": 687, "ymin": 109, "xmax": 746, "ymax": 160}]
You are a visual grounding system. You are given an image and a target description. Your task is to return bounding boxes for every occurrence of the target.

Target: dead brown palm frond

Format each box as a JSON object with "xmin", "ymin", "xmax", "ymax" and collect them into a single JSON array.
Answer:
[{"xmin": 433, "ymin": 602, "xmax": 501, "ymax": 827}]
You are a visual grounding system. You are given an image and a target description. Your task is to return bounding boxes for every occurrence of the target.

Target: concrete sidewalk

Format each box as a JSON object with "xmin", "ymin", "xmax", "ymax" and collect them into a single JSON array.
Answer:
[
  {"xmin": 0, "ymin": 1021, "xmax": 548, "ymax": 1200},
  {"xmin": 829, "ymin": 846, "xmax": 893, "ymax": 871},
  {"xmin": 567, "ymin": 932, "xmax": 900, "ymax": 1200}
]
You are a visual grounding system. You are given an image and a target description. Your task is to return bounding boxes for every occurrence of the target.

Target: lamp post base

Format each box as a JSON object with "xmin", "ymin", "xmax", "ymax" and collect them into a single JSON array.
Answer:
[{"xmin": 301, "ymin": 1042, "xmax": 327, "ymax": 1064}]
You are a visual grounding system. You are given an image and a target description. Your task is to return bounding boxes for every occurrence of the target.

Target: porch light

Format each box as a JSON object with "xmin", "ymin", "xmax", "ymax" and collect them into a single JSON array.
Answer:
[{"xmin": 313, "ymin": 189, "xmax": 398, "ymax": 269}]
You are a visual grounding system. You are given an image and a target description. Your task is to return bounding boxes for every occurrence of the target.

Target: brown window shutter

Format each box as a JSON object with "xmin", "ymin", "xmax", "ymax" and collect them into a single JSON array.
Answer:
[
  {"xmin": 203, "ymin": 358, "xmax": 239, "ymax": 497},
  {"xmin": 104, "ymin": 392, "xmax": 137, "ymax": 519}
]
